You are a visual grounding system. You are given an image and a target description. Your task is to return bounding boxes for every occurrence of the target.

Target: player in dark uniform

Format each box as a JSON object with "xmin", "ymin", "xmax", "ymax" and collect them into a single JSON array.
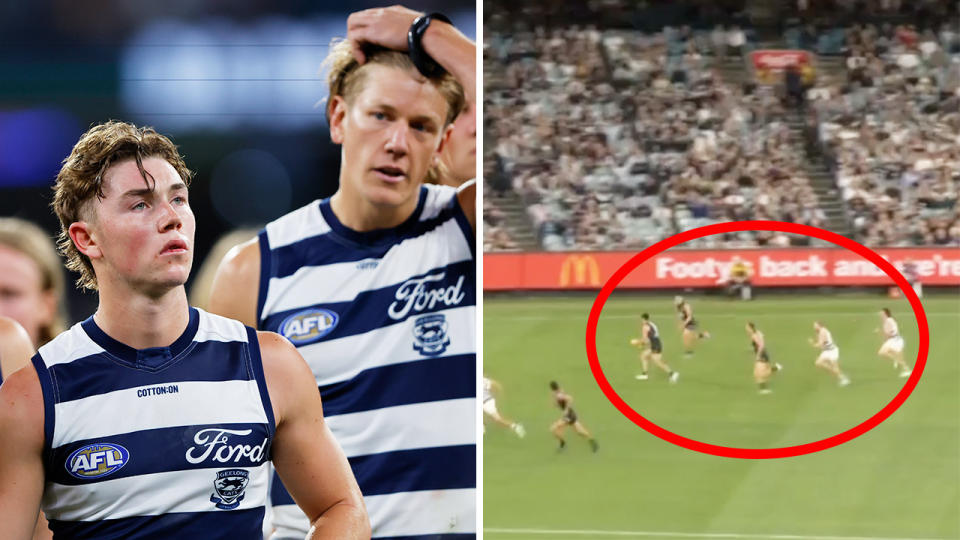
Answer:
[
  {"xmin": 549, "ymin": 381, "xmax": 598, "ymax": 452},
  {"xmin": 746, "ymin": 322, "xmax": 782, "ymax": 394},
  {"xmin": 630, "ymin": 313, "xmax": 679, "ymax": 383},
  {"xmin": 675, "ymin": 296, "xmax": 710, "ymax": 356}
]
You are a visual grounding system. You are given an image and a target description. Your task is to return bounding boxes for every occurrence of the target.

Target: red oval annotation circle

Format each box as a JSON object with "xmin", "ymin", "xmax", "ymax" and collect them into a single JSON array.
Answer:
[{"xmin": 585, "ymin": 220, "xmax": 929, "ymax": 459}]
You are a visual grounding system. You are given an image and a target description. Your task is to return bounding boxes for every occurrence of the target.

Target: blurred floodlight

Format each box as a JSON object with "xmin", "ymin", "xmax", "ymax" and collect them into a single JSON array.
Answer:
[
  {"xmin": 119, "ymin": 17, "xmax": 341, "ymax": 133},
  {"xmin": 209, "ymin": 148, "xmax": 293, "ymax": 226}
]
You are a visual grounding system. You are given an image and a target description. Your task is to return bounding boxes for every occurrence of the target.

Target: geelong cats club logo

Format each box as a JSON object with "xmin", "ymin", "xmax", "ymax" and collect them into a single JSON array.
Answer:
[
  {"xmin": 413, "ymin": 314, "xmax": 451, "ymax": 356},
  {"xmin": 210, "ymin": 469, "xmax": 249, "ymax": 510}
]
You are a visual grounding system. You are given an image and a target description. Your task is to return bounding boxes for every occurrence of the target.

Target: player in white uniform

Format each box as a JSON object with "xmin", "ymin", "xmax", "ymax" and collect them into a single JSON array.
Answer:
[
  {"xmin": 208, "ymin": 6, "xmax": 477, "ymax": 539},
  {"xmin": 877, "ymin": 308, "xmax": 911, "ymax": 378},
  {"xmin": 809, "ymin": 321, "xmax": 850, "ymax": 386},
  {"xmin": 0, "ymin": 121, "xmax": 367, "ymax": 539},
  {"xmin": 482, "ymin": 376, "xmax": 525, "ymax": 438}
]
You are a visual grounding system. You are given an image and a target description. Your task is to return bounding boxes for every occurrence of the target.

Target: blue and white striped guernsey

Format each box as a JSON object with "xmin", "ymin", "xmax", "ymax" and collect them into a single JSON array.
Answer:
[
  {"xmin": 259, "ymin": 184, "xmax": 476, "ymax": 539},
  {"xmin": 32, "ymin": 307, "xmax": 275, "ymax": 540}
]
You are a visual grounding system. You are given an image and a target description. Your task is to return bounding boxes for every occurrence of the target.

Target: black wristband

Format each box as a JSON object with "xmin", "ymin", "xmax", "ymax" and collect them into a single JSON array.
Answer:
[{"xmin": 407, "ymin": 12, "xmax": 452, "ymax": 77}]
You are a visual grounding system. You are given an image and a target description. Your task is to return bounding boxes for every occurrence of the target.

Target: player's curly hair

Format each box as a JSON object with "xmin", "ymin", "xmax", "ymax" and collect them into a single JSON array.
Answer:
[
  {"xmin": 51, "ymin": 121, "xmax": 194, "ymax": 290},
  {"xmin": 323, "ymin": 39, "xmax": 465, "ymax": 128}
]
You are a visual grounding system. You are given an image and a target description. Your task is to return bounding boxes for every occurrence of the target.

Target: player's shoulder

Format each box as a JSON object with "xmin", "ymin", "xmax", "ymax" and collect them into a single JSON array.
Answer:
[
  {"xmin": 193, "ymin": 308, "xmax": 251, "ymax": 342},
  {"xmin": 0, "ymin": 316, "xmax": 34, "ymax": 378},
  {"xmin": 217, "ymin": 237, "xmax": 261, "ymax": 280},
  {"xmin": 262, "ymin": 199, "xmax": 326, "ymax": 249},
  {"xmin": 0, "ymin": 352, "xmax": 44, "ymax": 437},
  {"xmin": 36, "ymin": 321, "xmax": 95, "ymax": 366},
  {"xmin": 0, "ymin": 316, "xmax": 30, "ymax": 348},
  {"xmin": 257, "ymin": 331, "xmax": 311, "ymax": 380},
  {"xmin": 421, "ymin": 183, "xmax": 459, "ymax": 215},
  {"xmin": 256, "ymin": 331, "xmax": 315, "ymax": 416},
  {"xmin": 455, "ymin": 179, "xmax": 476, "ymax": 216}
]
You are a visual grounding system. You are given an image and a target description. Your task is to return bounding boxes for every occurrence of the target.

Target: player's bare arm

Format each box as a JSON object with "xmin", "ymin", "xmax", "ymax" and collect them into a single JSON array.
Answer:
[
  {"xmin": 207, "ymin": 237, "xmax": 261, "ymax": 328},
  {"xmin": 0, "ymin": 316, "xmax": 35, "ymax": 379},
  {"xmin": 0, "ymin": 365, "xmax": 46, "ymax": 539},
  {"xmin": 260, "ymin": 331, "xmax": 369, "ymax": 539}
]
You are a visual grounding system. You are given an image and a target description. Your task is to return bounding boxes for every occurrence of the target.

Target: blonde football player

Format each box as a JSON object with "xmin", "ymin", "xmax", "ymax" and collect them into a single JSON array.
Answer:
[
  {"xmin": 809, "ymin": 321, "xmax": 850, "ymax": 386},
  {"xmin": 877, "ymin": 308, "xmax": 912, "ymax": 378},
  {"xmin": 482, "ymin": 375, "xmax": 525, "ymax": 438}
]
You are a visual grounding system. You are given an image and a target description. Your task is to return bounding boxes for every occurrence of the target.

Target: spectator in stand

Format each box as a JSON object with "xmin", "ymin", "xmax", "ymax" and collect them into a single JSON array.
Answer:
[{"xmin": 723, "ymin": 256, "xmax": 754, "ymax": 300}]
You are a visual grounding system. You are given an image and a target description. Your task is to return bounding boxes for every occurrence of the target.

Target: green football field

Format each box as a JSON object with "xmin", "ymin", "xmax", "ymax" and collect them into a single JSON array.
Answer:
[{"xmin": 483, "ymin": 293, "xmax": 960, "ymax": 540}]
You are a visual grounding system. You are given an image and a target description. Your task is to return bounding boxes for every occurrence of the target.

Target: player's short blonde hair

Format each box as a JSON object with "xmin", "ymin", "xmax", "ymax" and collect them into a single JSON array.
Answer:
[
  {"xmin": 52, "ymin": 121, "xmax": 193, "ymax": 290},
  {"xmin": 424, "ymin": 160, "xmax": 451, "ymax": 185},
  {"xmin": 0, "ymin": 218, "xmax": 67, "ymax": 345},
  {"xmin": 324, "ymin": 40, "xmax": 465, "ymax": 128}
]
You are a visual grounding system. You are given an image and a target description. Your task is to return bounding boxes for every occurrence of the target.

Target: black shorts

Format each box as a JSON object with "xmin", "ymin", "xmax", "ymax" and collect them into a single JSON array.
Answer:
[
  {"xmin": 759, "ymin": 350, "xmax": 770, "ymax": 362},
  {"xmin": 684, "ymin": 318, "xmax": 698, "ymax": 331},
  {"xmin": 650, "ymin": 337, "xmax": 662, "ymax": 353},
  {"xmin": 563, "ymin": 408, "xmax": 578, "ymax": 425}
]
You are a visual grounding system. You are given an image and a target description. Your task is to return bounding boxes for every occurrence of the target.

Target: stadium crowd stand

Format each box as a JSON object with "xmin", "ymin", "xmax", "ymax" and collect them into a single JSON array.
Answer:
[{"xmin": 484, "ymin": 0, "xmax": 959, "ymax": 251}]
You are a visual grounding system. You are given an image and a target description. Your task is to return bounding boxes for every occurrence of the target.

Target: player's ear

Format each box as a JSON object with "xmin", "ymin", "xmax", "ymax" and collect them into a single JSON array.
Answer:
[
  {"xmin": 433, "ymin": 123, "xmax": 454, "ymax": 167},
  {"xmin": 329, "ymin": 95, "xmax": 348, "ymax": 144},
  {"xmin": 69, "ymin": 221, "xmax": 102, "ymax": 260}
]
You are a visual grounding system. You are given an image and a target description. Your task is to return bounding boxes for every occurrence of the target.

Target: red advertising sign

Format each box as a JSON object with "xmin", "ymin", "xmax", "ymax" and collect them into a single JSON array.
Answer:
[
  {"xmin": 483, "ymin": 248, "xmax": 960, "ymax": 290},
  {"xmin": 750, "ymin": 49, "xmax": 813, "ymax": 71},
  {"xmin": 750, "ymin": 49, "xmax": 815, "ymax": 84}
]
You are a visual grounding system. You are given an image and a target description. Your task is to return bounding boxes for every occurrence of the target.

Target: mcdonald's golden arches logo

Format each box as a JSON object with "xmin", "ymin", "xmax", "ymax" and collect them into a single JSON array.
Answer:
[{"xmin": 559, "ymin": 255, "xmax": 601, "ymax": 287}]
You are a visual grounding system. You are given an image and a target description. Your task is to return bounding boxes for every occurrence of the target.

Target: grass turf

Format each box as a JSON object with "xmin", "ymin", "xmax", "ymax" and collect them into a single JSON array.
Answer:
[{"xmin": 482, "ymin": 293, "xmax": 959, "ymax": 540}]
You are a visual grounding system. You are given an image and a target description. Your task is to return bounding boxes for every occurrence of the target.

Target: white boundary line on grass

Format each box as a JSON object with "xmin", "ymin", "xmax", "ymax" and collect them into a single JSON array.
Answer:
[
  {"xmin": 496, "ymin": 310, "xmax": 959, "ymax": 321},
  {"xmin": 484, "ymin": 527, "xmax": 949, "ymax": 540}
]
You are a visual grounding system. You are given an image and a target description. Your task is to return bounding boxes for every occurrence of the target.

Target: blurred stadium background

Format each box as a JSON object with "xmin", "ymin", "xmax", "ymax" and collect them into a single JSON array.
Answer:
[
  {"xmin": 0, "ymin": 0, "xmax": 474, "ymax": 323},
  {"xmin": 482, "ymin": 0, "xmax": 959, "ymax": 538}
]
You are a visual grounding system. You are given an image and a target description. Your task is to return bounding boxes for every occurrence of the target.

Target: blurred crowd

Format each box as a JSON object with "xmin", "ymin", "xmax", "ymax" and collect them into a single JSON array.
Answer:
[
  {"xmin": 484, "ymin": 1, "xmax": 959, "ymax": 251},
  {"xmin": 805, "ymin": 19, "xmax": 960, "ymax": 246},
  {"xmin": 484, "ymin": 23, "xmax": 825, "ymax": 250}
]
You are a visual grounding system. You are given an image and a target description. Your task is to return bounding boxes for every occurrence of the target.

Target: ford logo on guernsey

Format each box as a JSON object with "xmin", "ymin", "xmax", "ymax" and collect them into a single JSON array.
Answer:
[
  {"xmin": 66, "ymin": 443, "xmax": 130, "ymax": 479},
  {"xmin": 279, "ymin": 308, "xmax": 339, "ymax": 346}
]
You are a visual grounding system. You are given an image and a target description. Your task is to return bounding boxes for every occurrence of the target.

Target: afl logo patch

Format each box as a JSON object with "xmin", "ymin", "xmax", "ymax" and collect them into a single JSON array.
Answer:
[
  {"xmin": 413, "ymin": 314, "xmax": 451, "ymax": 357},
  {"xmin": 66, "ymin": 443, "xmax": 129, "ymax": 479},
  {"xmin": 279, "ymin": 308, "xmax": 339, "ymax": 346}
]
